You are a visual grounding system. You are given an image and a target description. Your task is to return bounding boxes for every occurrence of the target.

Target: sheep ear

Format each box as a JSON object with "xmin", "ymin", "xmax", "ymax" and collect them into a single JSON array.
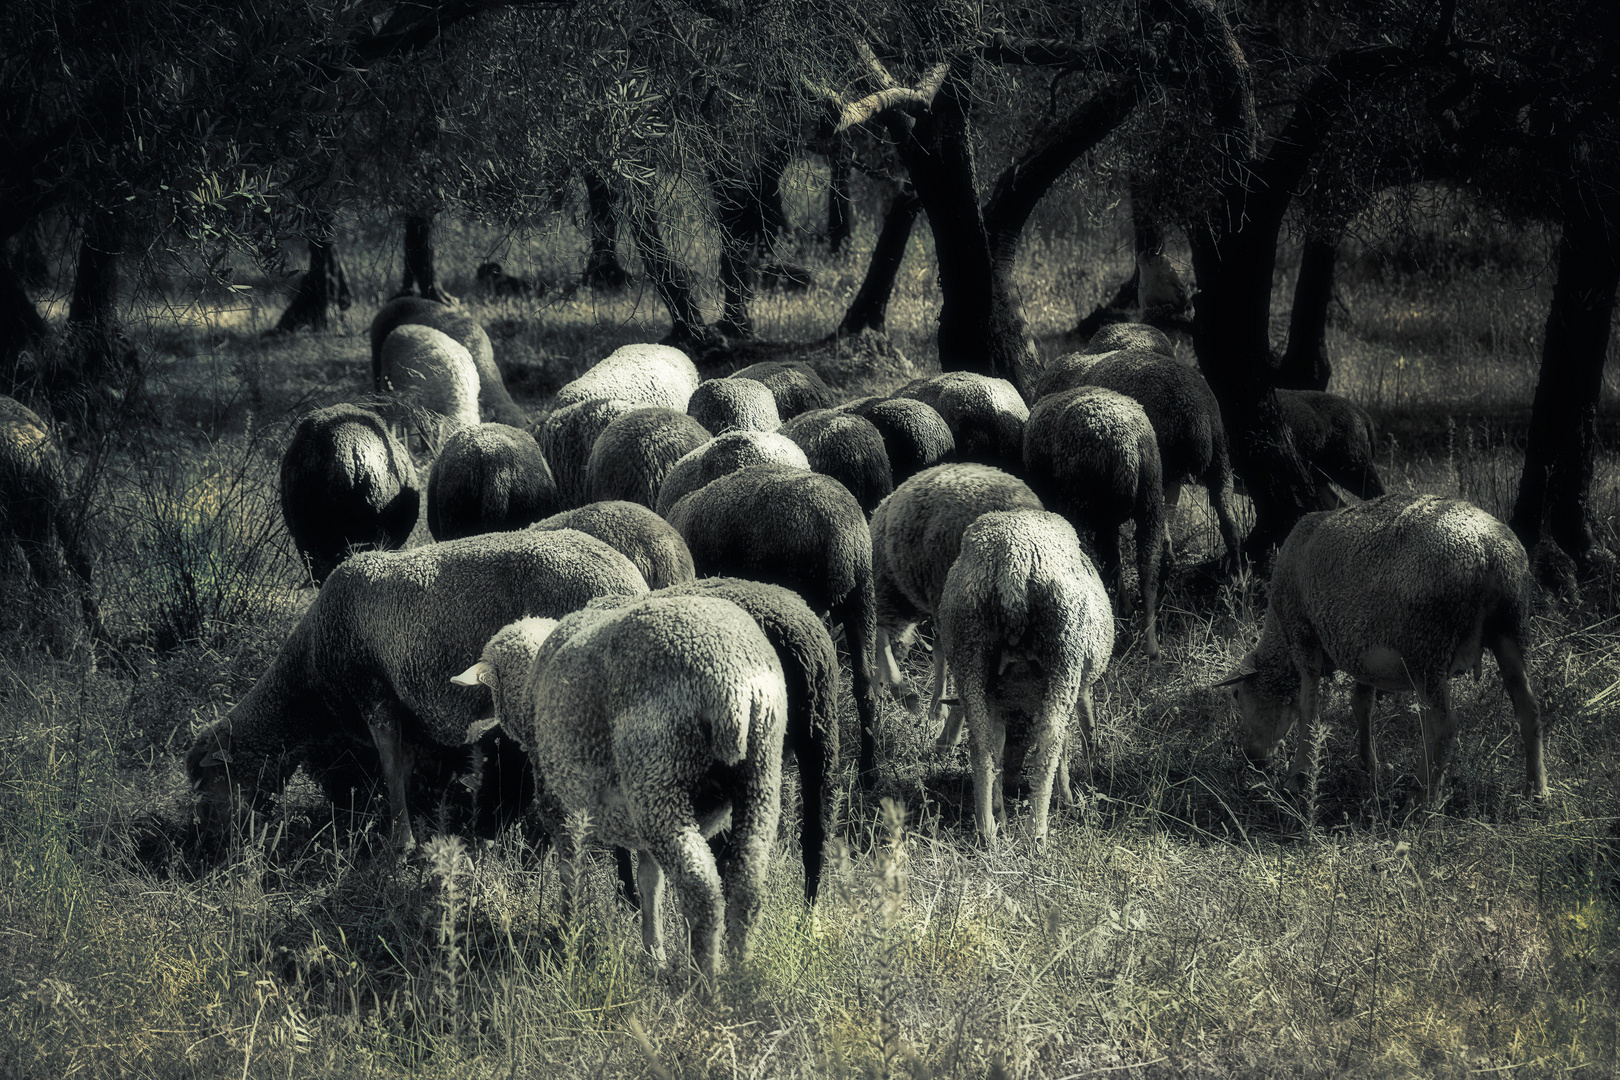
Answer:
[
  {"xmin": 1211, "ymin": 670, "xmax": 1254, "ymax": 689},
  {"xmin": 451, "ymin": 661, "xmax": 492, "ymax": 688}
]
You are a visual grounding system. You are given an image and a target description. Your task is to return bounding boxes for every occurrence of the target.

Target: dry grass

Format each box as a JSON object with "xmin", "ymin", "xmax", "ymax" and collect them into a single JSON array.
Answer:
[{"xmin": 0, "ymin": 184, "xmax": 1616, "ymax": 1079}]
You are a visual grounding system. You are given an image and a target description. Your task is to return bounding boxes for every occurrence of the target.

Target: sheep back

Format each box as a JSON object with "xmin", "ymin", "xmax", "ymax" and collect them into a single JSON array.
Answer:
[
  {"xmin": 730, "ymin": 360, "xmax": 834, "ymax": 421},
  {"xmin": 368, "ymin": 297, "xmax": 524, "ymax": 426},
  {"xmin": 654, "ymin": 430, "xmax": 809, "ymax": 518},
  {"xmin": 536, "ymin": 397, "xmax": 636, "ymax": 509},
  {"xmin": 688, "ymin": 378, "xmax": 782, "ymax": 434},
  {"xmin": 1085, "ymin": 323, "xmax": 1174, "ymax": 357},
  {"xmin": 780, "ymin": 409, "xmax": 894, "ymax": 516},
  {"xmin": 586, "ymin": 407, "xmax": 712, "ymax": 509},
  {"xmin": 379, "ymin": 324, "xmax": 482, "ymax": 434},
  {"xmin": 554, "ymin": 343, "xmax": 701, "ymax": 412},
  {"xmin": 896, "ymin": 372, "xmax": 1028, "ymax": 474},
  {"xmin": 279, "ymin": 404, "xmax": 420, "ymax": 584},
  {"xmin": 1278, "ymin": 389, "xmax": 1385, "ymax": 500},
  {"xmin": 837, "ymin": 396, "xmax": 955, "ymax": 484},
  {"xmin": 532, "ymin": 501, "xmax": 696, "ymax": 589},
  {"xmin": 427, "ymin": 423, "xmax": 559, "ymax": 541}
]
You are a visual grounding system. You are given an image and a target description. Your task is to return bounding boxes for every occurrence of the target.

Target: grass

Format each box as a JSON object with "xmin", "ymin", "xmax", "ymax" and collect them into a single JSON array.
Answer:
[{"xmin": 1, "ymin": 179, "xmax": 1617, "ymax": 1078}]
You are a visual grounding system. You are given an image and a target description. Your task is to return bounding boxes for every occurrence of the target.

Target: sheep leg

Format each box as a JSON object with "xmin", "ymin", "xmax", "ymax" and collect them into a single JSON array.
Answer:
[
  {"xmin": 1281, "ymin": 669, "xmax": 1322, "ymax": 792},
  {"xmin": 1137, "ymin": 485, "xmax": 1165, "ymax": 660},
  {"xmin": 930, "ymin": 647, "xmax": 961, "ymax": 751},
  {"xmin": 1061, "ymin": 684, "xmax": 1099, "ymax": 801},
  {"xmin": 1207, "ymin": 468, "xmax": 1244, "ymax": 574},
  {"xmin": 634, "ymin": 850, "xmax": 669, "ymax": 967},
  {"xmin": 1350, "ymin": 681, "xmax": 1379, "ymax": 795},
  {"xmin": 366, "ymin": 703, "xmax": 417, "ymax": 850},
  {"xmin": 724, "ymin": 725, "xmax": 784, "ymax": 964},
  {"xmin": 874, "ymin": 624, "xmax": 919, "ymax": 711},
  {"xmin": 1027, "ymin": 699, "xmax": 1071, "ymax": 848},
  {"xmin": 1491, "ymin": 635, "xmax": 1547, "ymax": 799},
  {"xmin": 1099, "ymin": 526, "xmax": 1128, "ymax": 617},
  {"xmin": 960, "ymin": 675, "xmax": 1000, "ymax": 850},
  {"xmin": 1416, "ymin": 681, "xmax": 1458, "ymax": 806},
  {"xmin": 791, "ymin": 721, "xmax": 828, "ymax": 904},
  {"xmin": 837, "ymin": 588, "xmax": 882, "ymax": 787},
  {"xmin": 645, "ymin": 828, "xmax": 725, "ymax": 982}
]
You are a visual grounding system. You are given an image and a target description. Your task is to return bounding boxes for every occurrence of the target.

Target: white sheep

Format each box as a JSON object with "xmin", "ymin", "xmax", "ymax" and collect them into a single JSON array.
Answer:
[
  {"xmin": 553, "ymin": 343, "xmax": 700, "ymax": 412},
  {"xmin": 455, "ymin": 595, "xmax": 787, "ymax": 980},
  {"xmin": 653, "ymin": 431, "xmax": 809, "ymax": 518},
  {"xmin": 687, "ymin": 378, "xmax": 782, "ymax": 434},
  {"xmin": 1220, "ymin": 493, "xmax": 1547, "ymax": 803},
  {"xmin": 369, "ymin": 296, "xmax": 528, "ymax": 428},
  {"xmin": 378, "ymin": 324, "xmax": 481, "ymax": 450}
]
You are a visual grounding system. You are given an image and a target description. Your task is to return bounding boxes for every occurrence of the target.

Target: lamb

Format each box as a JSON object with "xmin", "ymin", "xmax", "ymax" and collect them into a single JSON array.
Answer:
[
  {"xmin": 868, "ymin": 463, "xmax": 1044, "ymax": 731},
  {"xmin": 896, "ymin": 372, "xmax": 1029, "ymax": 476},
  {"xmin": 780, "ymin": 409, "xmax": 894, "ymax": 516},
  {"xmin": 1034, "ymin": 347, "xmax": 1243, "ymax": 569},
  {"xmin": 663, "ymin": 464, "xmax": 881, "ymax": 782},
  {"xmin": 585, "ymin": 407, "xmax": 711, "ymax": 509},
  {"xmin": 1277, "ymin": 389, "xmax": 1385, "ymax": 504},
  {"xmin": 280, "ymin": 404, "xmax": 420, "ymax": 584},
  {"xmin": 186, "ymin": 528, "xmax": 650, "ymax": 850},
  {"xmin": 687, "ymin": 378, "xmax": 782, "ymax": 434},
  {"xmin": 369, "ymin": 296, "xmax": 526, "ymax": 427},
  {"xmin": 1023, "ymin": 386, "xmax": 1165, "ymax": 659},
  {"xmin": 426, "ymin": 423, "xmax": 559, "ymax": 541},
  {"xmin": 531, "ymin": 501, "xmax": 695, "ymax": 589},
  {"xmin": 1220, "ymin": 493, "xmax": 1546, "ymax": 802},
  {"xmin": 553, "ymin": 343, "xmax": 701, "ymax": 412},
  {"xmin": 836, "ymin": 396, "xmax": 955, "ymax": 485},
  {"xmin": 1084, "ymin": 323, "xmax": 1174, "ymax": 357},
  {"xmin": 937, "ymin": 510, "xmax": 1113, "ymax": 849},
  {"xmin": 654, "ymin": 431, "xmax": 810, "ymax": 518},
  {"xmin": 456, "ymin": 595, "xmax": 786, "ymax": 979},
  {"xmin": 536, "ymin": 397, "xmax": 636, "ymax": 509},
  {"xmin": 729, "ymin": 360, "xmax": 834, "ymax": 421},
  {"xmin": 378, "ymin": 324, "xmax": 481, "ymax": 449},
  {"xmin": 0, "ymin": 394, "xmax": 107, "ymax": 657}
]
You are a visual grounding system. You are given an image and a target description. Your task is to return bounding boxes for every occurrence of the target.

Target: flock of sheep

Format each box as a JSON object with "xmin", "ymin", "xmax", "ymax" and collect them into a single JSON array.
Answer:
[{"xmin": 0, "ymin": 295, "xmax": 1548, "ymax": 983}]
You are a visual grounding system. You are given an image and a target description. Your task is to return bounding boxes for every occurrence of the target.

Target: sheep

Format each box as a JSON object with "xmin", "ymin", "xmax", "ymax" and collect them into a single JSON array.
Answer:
[
  {"xmin": 585, "ymin": 407, "xmax": 711, "ymax": 509},
  {"xmin": 186, "ymin": 528, "xmax": 650, "ymax": 850},
  {"xmin": 475, "ymin": 261, "xmax": 542, "ymax": 298},
  {"xmin": 868, "ymin": 463, "xmax": 1044, "ymax": 732},
  {"xmin": 1220, "ymin": 493, "xmax": 1546, "ymax": 802},
  {"xmin": 654, "ymin": 431, "xmax": 810, "ymax": 518},
  {"xmin": 597, "ymin": 577, "xmax": 838, "ymax": 902},
  {"xmin": 937, "ymin": 510, "xmax": 1113, "ymax": 849},
  {"xmin": 687, "ymin": 378, "xmax": 782, "ymax": 434},
  {"xmin": 895, "ymin": 372, "xmax": 1029, "ymax": 476},
  {"xmin": 1023, "ymin": 386, "xmax": 1165, "ymax": 659},
  {"xmin": 531, "ymin": 501, "xmax": 696, "ymax": 590},
  {"xmin": 378, "ymin": 324, "xmax": 481, "ymax": 448},
  {"xmin": 553, "ymin": 343, "xmax": 701, "ymax": 412},
  {"xmin": 729, "ymin": 360, "xmax": 834, "ymax": 421},
  {"xmin": 780, "ymin": 409, "xmax": 894, "ymax": 516},
  {"xmin": 1084, "ymin": 323, "xmax": 1174, "ymax": 357},
  {"xmin": 1277, "ymin": 389, "xmax": 1385, "ymax": 504},
  {"xmin": 1034, "ymin": 348, "xmax": 1243, "ymax": 569},
  {"xmin": 836, "ymin": 396, "xmax": 955, "ymax": 485},
  {"xmin": 663, "ymin": 464, "xmax": 881, "ymax": 782},
  {"xmin": 426, "ymin": 423, "xmax": 559, "ymax": 541},
  {"xmin": 456, "ymin": 595, "xmax": 786, "ymax": 979},
  {"xmin": 280, "ymin": 404, "xmax": 420, "ymax": 584},
  {"xmin": 536, "ymin": 397, "xmax": 636, "ymax": 509},
  {"xmin": 369, "ymin": 296, "xmax": 527, "ymax": 427},
  {"xmin": 0, "ymin": 394, "xmax": 107, "ymax": 657}
]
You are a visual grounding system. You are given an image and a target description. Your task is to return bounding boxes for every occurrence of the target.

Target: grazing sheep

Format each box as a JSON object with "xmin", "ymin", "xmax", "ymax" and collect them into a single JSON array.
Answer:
[
  {"xmin": 837, "ymin": 396, "xmax": 955, "ymax": 485},
  {"xmin": 938, "ymin": 510, "xmax": 1113, "ymax": 849},
  {"xmin": 654, "ymin": 431, "xmax": 810, "ymax": 518},
  {"xmin": 379, "ymin": 324, "xmax": 481, "ymax": 448},
  {"xmin": 687, "ymin": 378, "xmax": 782, "ymax": 434},
  {"xmin": 536, "ymin": 397, "xmax": 636, "ymax": 509},
  {"xmin": 186, "ymin": 529, "xmax": 649, "ymax": 849},
  {"xmin": 280, "ymin": 404, "xmax": 420, "ymax": 584},
  {"xmin": 729, "ymin": 360, "xmax": 834, "ymax": 421},
  {"xmin": 1085, "ymin": 323, "xmax": 1174, "ymax": 357},
  {"xmin": 780, "ymin": 409, "xmax": 893, "ymax": 516},
  {"xmin": 1221, "ymin": 493, "xmax": 1546, "ymax": 802},
  {"xmin": 0, "ymin": 394, "xmax": 107, "ymax": 655},
  {"xmin": 1034, "ymin": 348, "xmax": 1242, "ymax": 569},
  {"xmin": 531, "ymin": 501, "xmax": 695, "ymax": 590},
  {"xmin": 1024, "ymin": 386, "xmax": 1165, "ymax": 659},
  {"xmin": 1277, "ymin": 389, "xmax": 1385, "ymax": 504},
  {"xmin": 585, "ymin": 407, "xmax": 711, "ymax": 509},
  {"xmin": 553, "ymin": 343, "xmax": 701, "ymax": 412},
  {"xmin": 369, "ymin": 296, "xmax": 526, "ymax": 427},
  {"xmin": 896, "ymin": 373, "xmax": 1029, "ymax": 476},
  {"xmin": 457, "ymin": 595, "xmax": 786, "ymax": 979},
  {"xmin": 868, "ymin": 463, "xmax": 1044, "ymax": 728},
  {"xmin": 426, "ymin": 423, "xmax": 559, "ymax": 541},
  {"xmin": 476, "ymin": 261, "xmax": 542, "ymax": 298},
  {"xmin": 664, "ymin": 464, "xmax": 880, "ymax": 782}
]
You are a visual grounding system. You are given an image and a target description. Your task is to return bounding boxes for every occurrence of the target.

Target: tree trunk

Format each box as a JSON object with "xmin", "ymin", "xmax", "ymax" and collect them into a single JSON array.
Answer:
[
  {"xmin": 1510, "ymin": 219, "xmax": 1619, "ymax": 568},
  {"xmin": 838, "ymin": 188, "xmax": 920, "ymax": 335},
  {"xmin": 711, "ymin": 174, "xmax": 761, "ymax": 339},
  {"xmin": 1276, "ymin": 234, "xmax": 1337, "ymax": 390},
  {"xmin": 62, "ymin": 211, "xmax": 139, "ymax": 418},
  {"xmin": 275, "ymin": 218, "xmax": 352, "ymax": 333},
  {"xmin": 623, "ymin": 199, "xmax": 706, "ymax": 347},
  {"xmin": 0, "ymin": 248, "xmax": 48, "ymax": 391},
  {"xmin": 583, "ymin": 173, "xmax": 631, "ymax": 292},
  {"xmin": 826, "ymin": 135, "xmax": 854, "ymax": 255},
  {"xmin": 399, "ymin": 213, "xmax": 452, "ymax": 302}
]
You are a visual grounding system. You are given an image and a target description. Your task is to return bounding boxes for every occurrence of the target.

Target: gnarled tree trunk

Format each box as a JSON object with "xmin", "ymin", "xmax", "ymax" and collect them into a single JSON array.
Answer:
[
  {"xmin": 399, "ymin": 213, "xmax": 451, "ymax": 302},
  {"xmin": 275, "ymin": 215, "xmax": 351, "ymax": 333},
  {"xmin": 583, "ymin": 173, "xmax": 631, "ymax": 292},
  {"xmin": 838, "ymin": 187, "xmax": 919, "ymax": 335},
  {"xmin": 825, "ymin": 134, "xmax": 854, "ymax": 255},
  {"xmin": 1276, "ymin": 234, "xmax": 1338, "ymax": 391},
  {"xmin": 62, "ymin": 211, "xmax": 139, "ymax": 420}
]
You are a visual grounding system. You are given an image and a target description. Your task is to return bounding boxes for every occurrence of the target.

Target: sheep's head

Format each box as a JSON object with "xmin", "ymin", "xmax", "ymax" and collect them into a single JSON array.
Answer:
[
  {"xmin": 451, "ymin": 617, "xmax": 559, "ymax": 740},
  {"xmin": 186, "ymin": 727, "xmax": 260, "ymax": 836},
  {"xmin": 1217, "ymin": 652, "xmax": 1297, "ymax": 765}
]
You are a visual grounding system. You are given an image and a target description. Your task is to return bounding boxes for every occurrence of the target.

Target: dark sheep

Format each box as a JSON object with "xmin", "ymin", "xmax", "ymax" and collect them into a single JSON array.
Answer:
[
  {"xmin": 664, "ymin": 464, "xmax": 880, "ymax": 783},
  {"xmin": 585, "ymin": 407, "xmax": 712, "ymax": 509},
  {"xmin": 1278, "ymin": 389, "xmax": 1386, "ymax": 503},
  {"xmin": 836, "ymin": 396, "xmax": 955, "ymax": 485},
  {"xmin": 896, "ymin": 372, "xmax": 1029, "ymax": 476},
  {"xmin": 476, "ymin": 261, "xmax": 543, "ymax": 298},
  {"xmin": 654, "ymin": 431, "xmax": 809, "ymax": 519},
  {"xmin": 730, "ymin": 360, "xmax": 835, "ymax": 421},
  {"xmin": 427, "ymin": 423, "xmax": 560, "ymax": 541},
  {"xmin": 780, "ymin": 409, "xmax": 894, "ymax": 516},
  {"xmin": 532, "ymin": 501, "xmax": 696, "ymax": 590},
  {"xmin": 1085, "ymin": 323, "xmax": 1174, "ymax": 357},
  {"xmin": 535, "ymin": 397, "xmax": 636, "ymax": 510},
  {"xmin": 280, "ymin": 404, "xmax": 420, "ymax": 585},
  {"xmin": 369, "ymin": 296, "xmax": 527, "ymax": 427}
]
